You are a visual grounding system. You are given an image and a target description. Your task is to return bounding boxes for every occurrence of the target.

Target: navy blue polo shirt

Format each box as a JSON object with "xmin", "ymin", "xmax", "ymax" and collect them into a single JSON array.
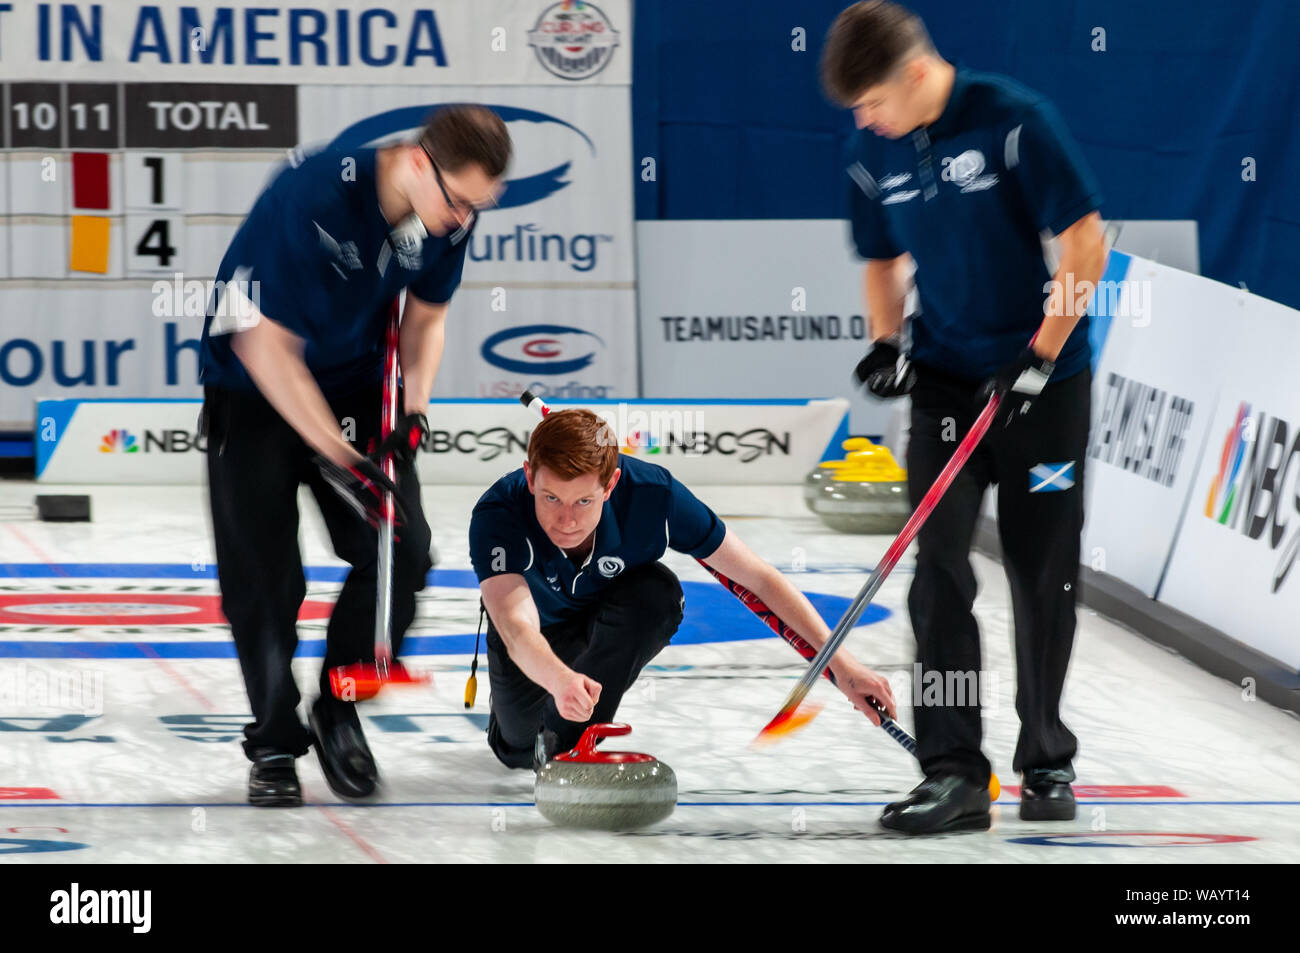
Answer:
[
  {"xmin": 469, "ymin": 455, "xmax": 728, "ymax": 628},
  {"xmin": 200, "ymin": 147, "xmax": 472, "ymax": 396},
  {"xmin": 846, "ymin": 67, "xmax": 1103, "ymax": 382}
]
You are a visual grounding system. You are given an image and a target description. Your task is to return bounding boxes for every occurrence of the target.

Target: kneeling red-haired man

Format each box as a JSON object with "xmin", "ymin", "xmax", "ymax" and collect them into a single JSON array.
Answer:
[{"xmin": 469, "ymin": 407, "xmax": 897, "ymax": 768}]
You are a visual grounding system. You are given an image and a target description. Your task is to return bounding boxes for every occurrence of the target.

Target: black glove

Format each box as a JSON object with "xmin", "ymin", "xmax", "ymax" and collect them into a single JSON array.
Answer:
[
  {"xmin": 978, "ymin": 347, "xmax": 1056, "ymax": 427},
  {"xmin": 852, "ymin": 336, "xmax": 916, "ymax": 399},
  {"xmin": 373, "ymin": 412, "xmax": 430, "ymax": 467},
  {"xmin": 314, "ymin": 454, "xmax": 407, "ymax": 528}
]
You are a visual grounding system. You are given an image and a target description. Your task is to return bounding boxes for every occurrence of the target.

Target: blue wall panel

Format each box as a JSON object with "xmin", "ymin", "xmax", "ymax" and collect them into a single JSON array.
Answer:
[{"xmin": 633, "ymin": 0, "xmax": 1300, "ymax": 308}]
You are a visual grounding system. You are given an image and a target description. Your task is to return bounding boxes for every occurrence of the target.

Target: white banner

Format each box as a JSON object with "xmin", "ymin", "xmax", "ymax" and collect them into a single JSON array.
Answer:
[
  {"xmin": 6, "ymin": 296, "xmax": 203, "ymax": 431},
  {"xmin": 37, "ymin": 397, "xmax": 850, "ymax": 486},
  {"xmin": 636, "ymin": 220, "xmax": 892, "ymax": 438},
  {"xmin": 418, "ymin": 398, "xmax": 850, "ymax": 485},
  {"xmin": 1157, "ymin": 292, "xmax": 1300, "ymax": 671},
  {"xmin": 36, "ymin": 398, "xmax": 206, "ymax": 483},
  {"xmin": 432, "ymin": 289, "xmax": 637, "ymax": 400},
  {"xmin": 0, "ymin": 1, "xmax": 631, "ymax": 86},
  {"xmin": 1080, "ymin": 253, "xmax": 1227, "ymax": 596}
]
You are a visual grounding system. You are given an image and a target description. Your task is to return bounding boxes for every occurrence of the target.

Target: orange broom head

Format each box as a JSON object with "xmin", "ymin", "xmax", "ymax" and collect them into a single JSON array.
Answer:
[
  {"xmin": 329, "ymin": 662, "xmax": 431, "ymax": 702},
  {"xmin": 753, "ymin": 701, "xmax": 824, "ymax": 746}
]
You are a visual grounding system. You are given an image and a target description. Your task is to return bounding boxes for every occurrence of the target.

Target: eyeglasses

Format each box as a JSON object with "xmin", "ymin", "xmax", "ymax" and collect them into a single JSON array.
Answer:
[{"xmin": 419, "ymin": 141, "xmax": 495, "ymax": 220}]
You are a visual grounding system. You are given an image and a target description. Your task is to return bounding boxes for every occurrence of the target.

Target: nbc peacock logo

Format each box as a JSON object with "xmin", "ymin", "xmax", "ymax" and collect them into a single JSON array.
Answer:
[
  {"xmin": 1204, "ymin": 402, "xmax": 1250, "ymax": 523},
  {"xmin": 100, "ymin": 429, "xmax": 140, "ymax": 453},
  {"xmin": 1202, "ymin": 399, "xmax": 1300, "ymax": 593},
  {"xmin": 621, "ymin": 429, "xmax": 661, "ymax": 455}
]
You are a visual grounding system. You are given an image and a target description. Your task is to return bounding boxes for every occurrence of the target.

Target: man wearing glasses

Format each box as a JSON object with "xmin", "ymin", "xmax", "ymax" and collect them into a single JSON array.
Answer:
[{"xmin": 199, "ymin": 105, "xmax": 511, "ymax": 806}]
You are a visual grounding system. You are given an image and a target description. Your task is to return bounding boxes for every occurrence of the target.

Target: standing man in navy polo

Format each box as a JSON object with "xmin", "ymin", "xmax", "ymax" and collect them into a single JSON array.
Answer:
[
  {"xmin": 201, "ymin": 105, "xmax": 510, "ymax": 806},
  {"xmin": 822, "ymin": 2, "xmax": 1108, "ymax": 833},
  {"xmin": 469, "ymin": 408, "xmax": 899, "ymax": 769}
]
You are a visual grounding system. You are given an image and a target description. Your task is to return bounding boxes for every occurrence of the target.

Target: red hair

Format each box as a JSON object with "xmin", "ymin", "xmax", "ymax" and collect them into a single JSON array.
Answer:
[{"xmin": 527, "ymin": 409, "xmax": 619, "ymax": 484}]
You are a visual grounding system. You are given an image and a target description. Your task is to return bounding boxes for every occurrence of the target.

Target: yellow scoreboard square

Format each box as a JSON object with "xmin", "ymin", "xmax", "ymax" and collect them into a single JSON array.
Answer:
[{"xmin": 69, "ymin": 215, "xmax": 111, "ymax": 274}]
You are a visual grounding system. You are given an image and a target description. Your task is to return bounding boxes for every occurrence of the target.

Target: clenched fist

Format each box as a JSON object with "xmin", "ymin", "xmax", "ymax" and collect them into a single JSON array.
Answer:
[{"xmin": 552, "ymin": 669, "xmax": 602, "ymax": 723}]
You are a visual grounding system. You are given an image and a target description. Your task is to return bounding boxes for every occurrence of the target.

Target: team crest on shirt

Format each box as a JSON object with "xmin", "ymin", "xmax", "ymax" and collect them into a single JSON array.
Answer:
[
  {"xmin": 878, "ymin": 171, "xmax": 921, "ymax": 206},
  {"xmin": 596, "ymin": 556, "xmax": 625, "ymax": 578},
  {"xmin": 315, "ymin": 222, "xmax": 361, "ymax": 278},
  {"xmin": 377, "ymin": 213, "xmax": 428, "ymax": 274},
  {"xmin": 941, "ymin": 150, "xmax": 999, "ymax": 192}
]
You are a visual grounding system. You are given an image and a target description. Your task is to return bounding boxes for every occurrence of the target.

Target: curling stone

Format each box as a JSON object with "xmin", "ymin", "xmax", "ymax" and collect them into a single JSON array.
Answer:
[
  {"xmin": 534, "ymin": 723, "xmax": 677, "ymax": 831},
  {"xmin": 802, "ymin": 438, "xmax": 874, "ymax": 512},
  {"xmin": 810, "ymin": 440, "xmax": 911, "ymax": 534}
]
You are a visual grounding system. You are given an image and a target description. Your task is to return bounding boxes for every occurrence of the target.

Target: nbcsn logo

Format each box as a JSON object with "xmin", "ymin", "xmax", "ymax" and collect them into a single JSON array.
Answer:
[{"xmin": 100, "ymin": 429, "xmax": 139, "ymax": 453}]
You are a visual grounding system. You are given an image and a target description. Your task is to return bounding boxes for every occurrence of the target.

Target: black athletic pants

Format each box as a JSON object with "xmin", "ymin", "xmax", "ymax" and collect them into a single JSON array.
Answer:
[
  {"xmin": 203, "ymin": 383, "xmax": 433, "ymax": 761},
  {"xmin": 485, "ymin": 562, "xmax": 684, "ymax": 769},
  {"xmin": 906, "ymin": 364, "xmax": 1090, "ymax": 784}
]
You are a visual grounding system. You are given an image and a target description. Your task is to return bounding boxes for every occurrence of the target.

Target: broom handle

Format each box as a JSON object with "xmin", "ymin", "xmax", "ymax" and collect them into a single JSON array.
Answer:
[{"xmin": 374, "ymin": 297, "xmax": 400, "ymax": 676}]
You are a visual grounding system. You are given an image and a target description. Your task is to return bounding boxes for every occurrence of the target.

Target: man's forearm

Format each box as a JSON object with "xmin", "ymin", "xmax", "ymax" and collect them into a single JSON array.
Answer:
[
  {"xmin": 1035, "ymin": 216, "xmax": 1107, "ymax": 361},
  {"xmin": 233, "ymin": 320, "xmax": 355, "ymax": 465},
  {"xmin": 727, "ymin": 560, "xmax": 868, "ymax": 673},
  {"xmin": 1034, "ymin": 251, "xmax": 1105, "ymax": 359},
  {"xmin": 400, "ymin": 301, "xmax": 447, "ymax": 415},
  {"xmin": 865, "ymin": 258, "xmax": 907, "ymax": 341},
  {"xmin": 496, "ymin": 618, "xmax": 572, "ymax": 695}
]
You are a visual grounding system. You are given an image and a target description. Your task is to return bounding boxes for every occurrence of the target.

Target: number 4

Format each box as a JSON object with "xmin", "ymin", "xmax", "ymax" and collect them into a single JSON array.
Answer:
[{"xmin": 135, "ymin": 220, "xmax": 177, "ymax": 266}]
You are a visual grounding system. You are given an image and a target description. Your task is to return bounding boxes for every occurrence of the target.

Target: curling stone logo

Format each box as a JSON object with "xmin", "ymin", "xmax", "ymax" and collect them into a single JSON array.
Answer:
[
  {"xmin": 528, "ymin": 1, "xmax": 620, "ymax": 80},
  {"xmin": 482, "ymin": 325, "xmax": 604, "ymax": 375},
  {"xmin": 99, "ymin": 430, "xmax": 139, "ymax": 453},
  {"xmin": 941, "ymin": 150, "xmax": 998, "ymax": 192},
  {"xmin": 596, "ymin": 555, "xmax": 625, "ymax": 578}
]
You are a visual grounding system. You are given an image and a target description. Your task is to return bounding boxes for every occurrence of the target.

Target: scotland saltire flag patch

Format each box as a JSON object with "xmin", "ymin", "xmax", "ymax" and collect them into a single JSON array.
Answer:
[{"xmin": 1029, "ymin": 461, "xmax": 1076, "ymax": 493}]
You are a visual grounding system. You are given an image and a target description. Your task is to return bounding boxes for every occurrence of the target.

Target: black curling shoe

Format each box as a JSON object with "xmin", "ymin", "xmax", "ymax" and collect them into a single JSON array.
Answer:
[
  {"xmin": 248, "ymin": 752, "xmax": 302, "ymax": 807},
  {"xmin": 880, "ymin": 775, "xmax": 991, "ymax": 835},
  {"xmin": 532, "ymin": 728, "xmax": 562, "ymax": 773},
  {"xmin": 1019, "ymin": 768, "xmax": 1076, "ymax": 820},
  {"xmin": 309, "ymin": 697, "xmax": 379, "ymax": 799}
]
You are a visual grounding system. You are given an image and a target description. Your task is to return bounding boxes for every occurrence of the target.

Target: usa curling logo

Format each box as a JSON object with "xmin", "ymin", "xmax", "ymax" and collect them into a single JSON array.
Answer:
[
  {"xmin": 481, "ymin": 325, "xmax": 604, "ymax": 375},
  {"xmin": 99, "ymin": 430, "xmax": 139, "ymax": 453},
  {"xmin": 528, "ymin": 1, "xmax": 620, "ymax": 80}
]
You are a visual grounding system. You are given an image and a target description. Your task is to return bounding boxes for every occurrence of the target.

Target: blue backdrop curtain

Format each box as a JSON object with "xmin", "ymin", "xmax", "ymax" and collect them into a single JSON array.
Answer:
[{"xmin": 632, "ymin": 0, "xmax": 1300, "ymax": 309}]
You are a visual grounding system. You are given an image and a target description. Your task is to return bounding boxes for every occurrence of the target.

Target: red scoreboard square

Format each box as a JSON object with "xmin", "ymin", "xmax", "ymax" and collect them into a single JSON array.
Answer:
[{"xmin": 71, "ymin": 151, "xmax": 111, "ymax": 210}]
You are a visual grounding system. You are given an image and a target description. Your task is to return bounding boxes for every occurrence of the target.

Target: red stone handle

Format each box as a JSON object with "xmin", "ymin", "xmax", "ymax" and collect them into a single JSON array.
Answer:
[{"xmin": 574, "ymin": 722, "xmax": 630, "ymax": 757}]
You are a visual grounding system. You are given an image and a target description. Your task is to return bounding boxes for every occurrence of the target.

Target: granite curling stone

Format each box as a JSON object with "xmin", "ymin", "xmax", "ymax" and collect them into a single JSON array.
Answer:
[
  {"xmin": 802, "ymin": 437, "xmax": 874, "ymax": 512},
  {"xmin": 534, "ymin": 723, "xmax": 677, "ymax": 831},
  {"xmin": 809, "ymin": 439, "xmax": 911, "ymax": 534}
]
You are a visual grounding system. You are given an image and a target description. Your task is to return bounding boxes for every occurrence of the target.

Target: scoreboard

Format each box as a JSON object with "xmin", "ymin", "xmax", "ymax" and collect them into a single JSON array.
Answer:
[
  {"xmin": 0, "ymin": 1, "xmax": 636, "ymax": 433},
  {"xmin": 3, "ymin": 82, "xmax": 296, "ymax": 280}
]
